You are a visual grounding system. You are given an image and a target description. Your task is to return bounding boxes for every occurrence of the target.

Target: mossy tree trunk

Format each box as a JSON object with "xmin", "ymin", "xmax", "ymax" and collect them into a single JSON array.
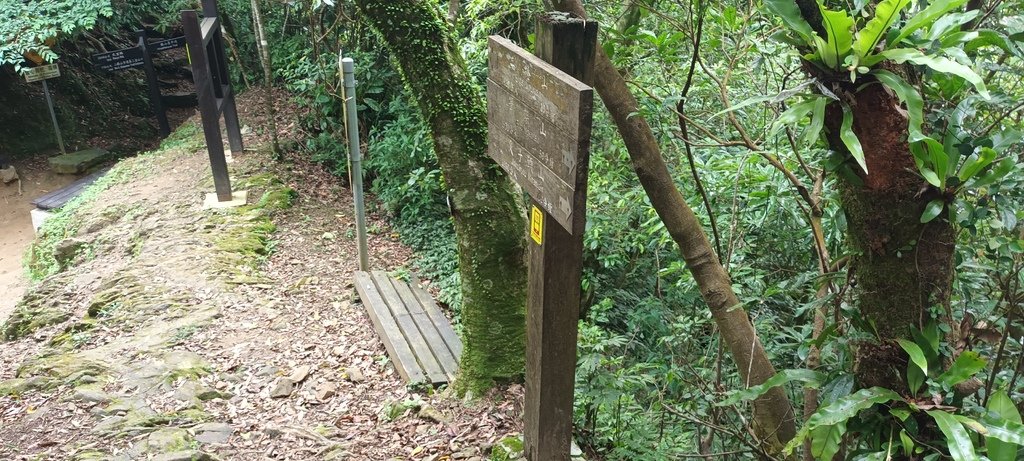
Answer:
[
  {"xmin": 822, "ymin": 81, "xmax": 956, "ymax": 391},
  {"xmin": 355, "ymin": 0, "xmax": 528, "ymax": 394},
  {"xmin": 789, "ymin": 0, "xmax": 958, "ymax": 392}
]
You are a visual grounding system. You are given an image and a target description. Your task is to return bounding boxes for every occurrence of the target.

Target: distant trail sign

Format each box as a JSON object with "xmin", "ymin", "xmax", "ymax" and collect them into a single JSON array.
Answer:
[
  {"xmin": 90, "ymin": 31, "xmax": 186, "ymax": 137},
  {"xmin": 23, "ymin": 63, "xmax": 60, "ymax": 83},
  {"xmin": 487, "ymin": 12, "xmax": 597, "ymax": 461},
  {"xmin": 153, "ymin": 36, "xmax": 186, "ymax": 53},
  {"xmin": 91, "ymin": 47, "xmax": 144, "ymax": 72}
]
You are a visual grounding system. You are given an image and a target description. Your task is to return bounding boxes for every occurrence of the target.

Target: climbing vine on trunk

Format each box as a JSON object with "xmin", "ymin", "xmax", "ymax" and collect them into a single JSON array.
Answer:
[{"xmin": 355, "ymin": 0, "xmax": 528, "ymax": 394}]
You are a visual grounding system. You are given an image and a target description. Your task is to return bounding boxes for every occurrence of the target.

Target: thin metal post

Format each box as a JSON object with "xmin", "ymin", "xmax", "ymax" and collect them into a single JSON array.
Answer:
[
  {"xmin": 342, "ymin": 56, "xmax": 370, "ymax": 271},
  {"xmin": 41, "ymin": 80, "xmax": 66, "ymax": 155}
]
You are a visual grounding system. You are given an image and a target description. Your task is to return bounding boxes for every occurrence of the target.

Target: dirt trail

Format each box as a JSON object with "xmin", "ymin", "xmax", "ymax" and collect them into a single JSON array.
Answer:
[
  {"xmin": 0, "ymin": 96, "xmax": 524, "ymax": 461},
  {"xmin": 0, "ymin": 161, "xmax": 78, "ymax": 322}
]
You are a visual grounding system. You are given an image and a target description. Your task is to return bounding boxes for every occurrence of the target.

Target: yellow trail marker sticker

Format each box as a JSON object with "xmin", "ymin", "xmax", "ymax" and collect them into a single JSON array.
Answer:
[{"xmin": 530, "ymin": 205, "xmax": 543, "ymax": 245}]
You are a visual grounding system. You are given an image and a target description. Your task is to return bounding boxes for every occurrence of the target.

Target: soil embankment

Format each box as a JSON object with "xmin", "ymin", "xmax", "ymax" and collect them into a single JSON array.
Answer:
[{"xmin": 0, "ymin": 160, "xmax": 77, "ymax": 322}]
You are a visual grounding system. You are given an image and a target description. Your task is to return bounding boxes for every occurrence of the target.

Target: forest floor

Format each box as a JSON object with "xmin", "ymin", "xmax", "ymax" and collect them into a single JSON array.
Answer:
[{"xmin": 0, "ymin": 90, "xmax": 523, "ymax": 461}]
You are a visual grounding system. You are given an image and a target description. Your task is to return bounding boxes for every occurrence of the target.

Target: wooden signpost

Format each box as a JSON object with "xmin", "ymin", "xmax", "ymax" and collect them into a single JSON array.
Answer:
[
  {"xmin": 91, "ymin": 30, "xmax": 184, "ymax": 137},
  {"xmin": 487, "ymin": 13, "xmax": 597, "ymax": 461},
  {"xmin": 182, "ymin": 0, "xmax": 245, "ymax": 205}
]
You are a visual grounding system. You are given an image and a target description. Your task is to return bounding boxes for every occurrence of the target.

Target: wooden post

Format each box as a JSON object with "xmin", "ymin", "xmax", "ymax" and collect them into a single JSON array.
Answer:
[
  {"xmin": 137, "ymin": 29, "xmax": 171, "ymax": 137},
  {"xmin": 182, "ymin": 9, "xmax": 233, "ymax": 201},
  {"xmin": 182, "ymin": 0, "xmax": 244, "ymax": 203},
  {"xmin": 523, "ymin": 13, "xmax": 597, "ymax": 461}
]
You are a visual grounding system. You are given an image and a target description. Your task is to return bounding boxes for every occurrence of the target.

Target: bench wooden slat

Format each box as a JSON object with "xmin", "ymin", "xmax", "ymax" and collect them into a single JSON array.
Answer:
[
  {"xmin": 410, "ymin": 282, "xmax": 464, "ymax": 359},
  {"xmin": 354, "ymin": 271, "xmax": 425, "ymax": 384},
  {"xmin": 371, "ymin": 271, "xmax": 448, "ymax": 384},
  {"xmin": 392, "ymin": 279, "xmax": 459, "ymax": 380}
]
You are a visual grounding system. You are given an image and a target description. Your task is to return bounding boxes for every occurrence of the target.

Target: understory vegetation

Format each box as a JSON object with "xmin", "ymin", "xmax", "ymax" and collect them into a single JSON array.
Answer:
[{"xmin": 8, "ymin": 0, "xmax": 1024, "ymax": 459}]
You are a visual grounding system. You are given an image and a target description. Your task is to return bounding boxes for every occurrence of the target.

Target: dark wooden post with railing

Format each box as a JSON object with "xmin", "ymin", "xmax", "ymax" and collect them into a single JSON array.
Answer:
[{"xmin": 182, "ymin": 0, "xmax": 243, "ymax": 202}]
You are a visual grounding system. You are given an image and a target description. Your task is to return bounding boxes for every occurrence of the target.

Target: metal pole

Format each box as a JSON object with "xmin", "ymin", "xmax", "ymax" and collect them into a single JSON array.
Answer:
[
  {"xmin": 41, "ymin": 80, "xmax": 66, "ymax": 155},
  {"xmin": 342, "ymin": 56, "xmax": 370, "ymax": 271}
]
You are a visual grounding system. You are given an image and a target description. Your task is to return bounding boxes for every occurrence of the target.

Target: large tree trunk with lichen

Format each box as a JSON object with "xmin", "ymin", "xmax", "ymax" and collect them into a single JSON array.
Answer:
[
  {"xmin": 551, "ymin": 0, "xmax": 797, "ymax": 451},
  {"xmin": 822, "ymin": 80, "xmax": 956, "ymax": 390},
  {"xmin": 356, "ymin": 0, "xmax": 528, "ymax": 393}
]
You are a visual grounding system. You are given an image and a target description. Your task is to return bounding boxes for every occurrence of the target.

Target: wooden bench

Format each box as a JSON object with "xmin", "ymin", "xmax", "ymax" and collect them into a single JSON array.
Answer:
[
  {"xmin": 32, "ymin": 167, "xmax": 110, "ymax": 211},
  {"xmin": 354, "ymin": 271, "xmax": 462, "ymax": 385}
]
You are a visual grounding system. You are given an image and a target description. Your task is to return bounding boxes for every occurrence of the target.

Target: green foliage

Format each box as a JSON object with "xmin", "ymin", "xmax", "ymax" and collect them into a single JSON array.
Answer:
[
  {"xmin": 0, "ymin": 0, "xmax": 113, "ymax": 70},
  {"xmin": 364, "ymin": 96, "xmax": 463, "ymax": 312}
]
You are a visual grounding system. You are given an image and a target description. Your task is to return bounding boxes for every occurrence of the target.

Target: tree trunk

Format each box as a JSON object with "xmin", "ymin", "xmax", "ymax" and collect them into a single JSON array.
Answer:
[
  {"xmin": 250, "ymin": 0, "xmax": 280, "ymax": 156},
  {"xmin": 551, "ymin": 0, "xmax": 797, "ymax": 450},
  {"xmin": 355, "ymin": 0, "xmax": 528, "ymax": 394},
  {"xmin": 822, "ymin": 81, "xmax": 956, "ymax": 390}
]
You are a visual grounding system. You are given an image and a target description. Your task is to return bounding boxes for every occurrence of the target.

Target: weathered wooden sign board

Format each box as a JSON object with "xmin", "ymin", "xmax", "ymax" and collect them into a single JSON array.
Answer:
[
  {"xmin": 23, "ymin": 63, "xmax": 60, "ymax": 83},
  {"xmin": 487, "ymin": 36, "xmax": 592, "ymax": 232},
  {"xmin": 486, "ymin": 13, "xmax": 597, "ymax": 461},
  {"xmin": 183, "ymin": 0, "xmax": 244, "ymax": 205}
]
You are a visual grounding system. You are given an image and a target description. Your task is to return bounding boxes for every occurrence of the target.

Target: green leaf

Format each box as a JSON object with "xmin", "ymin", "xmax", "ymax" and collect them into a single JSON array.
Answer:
[
  {"xmin": 764, "ymin": 0, "xmax": 818, "ymax": 45},
  {"xmin": 801, "ymin": 96, "xmax": 828, "ymax": 147},
  {"xmin": 897, "ymin": 339, "xmax": 928, "ymax": 393},
  {"xmin": 785, "ymin": 387, "xmax": 902, "ymax": 455},
  {"xmin": 969, "ymin": 157, "xmax": 1015, "ymax": 189},
  {"xmin": 893, "ymin": 0, "xmax": 969, "ymax": 45},
  {"xmin": 900, "ymin": 429, "xmax": 915, "ymax": 456},
  {"xmin": 986, "ymin": 390, "xmax": 1021, "ymax": 460},
  {"xmin": 770, "ymin": 99, "xmax": 818, "ymax": 139},
  {"xmin": 922, "ymin": 199, "xmax": 945, "ymax": 223},
  {"xmin": 871, "ymin": 48, "xmax": 990, "ymax": 99},
  {"xmin": 872, "ymin": 70, "xmax": 925, "ymax": 142},
  {"xmin": 937, "ymin": 351, "xmax": 986, "ymax": 387},
  {"xmin": 718, "ymin": 369, "xmax": 824, "ymax": 406},
  {"xmin": 928, "ymin": 410, "xmax": 980, "ymax": 461},
  {"xmin": 840, "ymin": 103, "xmax": 867, "ymax": 173},
  {"xmin": 810, "ymin": 422, "xmax": 846, "ymax": 460},
  {"xmin": 855, "ymin": 0, "xmax": 911, "ymax": 58},
  {"xmin": 896, "ymin": 339, "xmax": 929, "ymax": 377},
  {"xmin": 958, "ymin": 147, "xmax": 996, "ymax": 182},
  {"xmin": 818, "ymin": 6, "xmax": 855, "ymax": 70}
]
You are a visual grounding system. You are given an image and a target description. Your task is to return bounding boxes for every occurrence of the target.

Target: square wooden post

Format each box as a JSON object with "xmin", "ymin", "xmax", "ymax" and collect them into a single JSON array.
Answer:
[
  {"xmin": 523, "ymin": 13, "xmax": 598, "ymax": 461},
  {"xmin": 182, "ymin": 0, "xmax": 243, "ymax": 204},
  {"xmin": 183, "ymin": 9, "xmax": 232, "ymax": 202},
  {"xmin": 137, "ymin": 29, "xmax": 170, "ymax": 137}
]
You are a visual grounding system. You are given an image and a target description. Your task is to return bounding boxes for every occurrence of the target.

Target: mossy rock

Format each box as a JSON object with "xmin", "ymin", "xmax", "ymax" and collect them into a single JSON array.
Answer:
[
  {"xmin": 16, "ymin": 352, "xmax": 109, "ymax": 387},
  {"xmin": 257, "ymin": 186, "xmax": 297, "ymax": 210},
  {"xmin": 2, "ymin": 302, "xmax": 71, "ymax": 341},
  {"xmin": 147, "ymin": 427, "xmax": 192, "ymax": 452},
  {"xmin": 490, "ymin": 436, "xmax": 524, "ymax": 461},
  {"xmin": 71, "ymin": 450, "xmax": 108, "ymax": 460}
]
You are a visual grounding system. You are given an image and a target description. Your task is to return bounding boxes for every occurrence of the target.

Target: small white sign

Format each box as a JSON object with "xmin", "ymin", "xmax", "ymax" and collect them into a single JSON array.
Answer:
[{"xmin": 24, "ymin": 63, "xmax": 60, "ymax": 83}]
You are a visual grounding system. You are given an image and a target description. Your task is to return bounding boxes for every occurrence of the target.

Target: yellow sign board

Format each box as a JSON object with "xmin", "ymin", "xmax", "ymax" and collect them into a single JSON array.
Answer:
[{"xmin": 530, "ymin": 205, "xmax": 544, "ymax": 245}]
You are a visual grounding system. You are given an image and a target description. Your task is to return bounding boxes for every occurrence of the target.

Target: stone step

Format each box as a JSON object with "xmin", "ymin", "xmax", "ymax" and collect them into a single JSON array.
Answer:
[{"xmin": 49, "ymin": 148, "xmax": 111, "ymax": 175}]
